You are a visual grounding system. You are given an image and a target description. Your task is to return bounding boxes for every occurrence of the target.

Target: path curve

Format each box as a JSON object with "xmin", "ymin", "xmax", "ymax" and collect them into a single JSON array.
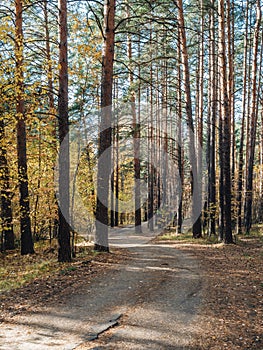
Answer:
[{"xmin": 0, "ymin": 227, "xmax": 203, "ymax": 350}]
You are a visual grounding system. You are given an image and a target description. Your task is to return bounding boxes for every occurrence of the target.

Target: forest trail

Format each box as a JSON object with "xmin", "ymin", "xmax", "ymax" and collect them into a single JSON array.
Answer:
[{"xmin": 0, "ymin": 226, "xmax": 203, "ymax": 350}]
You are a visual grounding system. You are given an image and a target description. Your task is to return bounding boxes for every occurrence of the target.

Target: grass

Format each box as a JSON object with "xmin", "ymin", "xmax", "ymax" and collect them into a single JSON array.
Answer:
[
  {"xmin": 0, "ymin": 243, "xmax": 59, "ymax": 292},
  {"xmin": 0, "ymin": 239, "xmax": 96, "ymax": 293},
  {"xmin": 159, "ymin": 225, "xmax": 263, "ymax": 245},
  {"xmin": 159, "ymin": 229, "xmax": 220, "ymax": 245},
  {"xmin": 0, "ymin": 260, "xmax": 57, "ymax": 291}
]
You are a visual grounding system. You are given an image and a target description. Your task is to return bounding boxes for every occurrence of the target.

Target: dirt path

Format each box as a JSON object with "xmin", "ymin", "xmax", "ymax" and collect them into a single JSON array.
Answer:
[{"xmin": 0, "ymin": 227, "xmax": 203, "ymax": 350}]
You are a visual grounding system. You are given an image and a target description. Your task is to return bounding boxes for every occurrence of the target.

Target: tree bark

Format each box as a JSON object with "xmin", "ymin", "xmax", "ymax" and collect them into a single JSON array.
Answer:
[
  {"xmin": 43, "ymin": 0, "xmax": 59, "ymax": 240},
  {"xmin": 126, "ymin": 12, "xmax": 142, "ymax": 233},
  {"xmin": 244, "ymin": 0, "xmax": 261, "ymax": 234},
  {"xmin": 177, "ymin": 0, "xmax": 202, "ymax": 238},
  {"xmin": 207, "ymin": 0, "xmax": 217, "ymax": 237},
  {"xmin": 94, "ymin": 0, "xmax": 116, "ymax": 251},
  {"xmin": 147, "ymin": 23, "xmax": 154, "ymax": 232},
  {"xmin": 114, "ymin": 96, "xmax": 119, "ymax": 227},
  {"xmin": 176, "ymin": 30, "xmax": 183, "ymax": 234},
  {"xmin": 57, "ymin": 0, "xmax": 71, "ymax": 262},
  {"xmin": 15, "ymin": 0, "xmax": 34, "ymax": 255},
  {"xmin": 236, "ymin": 0, "xmax": 249, "ymax": 234},
  {"xmin": 218, "ymin": 0, "xmax": 233, "ymax": 244}
]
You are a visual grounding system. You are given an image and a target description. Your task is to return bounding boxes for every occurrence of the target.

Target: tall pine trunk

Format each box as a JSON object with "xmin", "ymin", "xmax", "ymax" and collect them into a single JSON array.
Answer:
[
  {"xmin": 244, "ymin": 0, "xmax": 262, "ymax": 234},
  {"xmin": 43, "ymin": 0, "xmax": 59, "ymax": 239},
  {"xmin": 177, "ymin": 0, "xmax": 202, "ymax": 238},
  {"xmin": 94, "ymin": 0, "xmax": 116, "ymax": 251},
  {"xmin": 15, "ymin": 0, "xmax": 34, "ymax": 255},
  {"xmin": 57, "ymin": 0, "xmax": 71, "ymax": 262},
  {"xmin": 126, "ymin": 16, "xmax": 142, "ymax": 233},
  {"xmin": 176, "ymin": 31, "xmax": 183, "ymax": 234},
  {"xmin": 218, "ymin": 0, "xmax": 233, "ymax": 244},
  {"xmin": 147, "ymin": 23, "xmax": 154, "ymax": 232},
  {"xmin": 207, "ymin": 0, "xmax": 217, "ymax": 237},
  {"xmin": 196, "ymin": 0, "xmax": 204, "ymax": 234},
  {"xmin": 236, "ymin": 0, "xmax": 249, "ymax": 234}
]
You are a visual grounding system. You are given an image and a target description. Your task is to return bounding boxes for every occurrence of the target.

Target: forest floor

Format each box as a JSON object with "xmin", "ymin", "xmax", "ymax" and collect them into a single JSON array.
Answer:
[
  {"xmin": 155, "ymin": 231, "xmax": 263, "ymax": 349},
  {"xmin": 0, "ymin": 227, "xmax": 262, "ymax": 349},
  {"xmin": 0, "ymin": 227, "xmax": 202, "ymax": 349}
]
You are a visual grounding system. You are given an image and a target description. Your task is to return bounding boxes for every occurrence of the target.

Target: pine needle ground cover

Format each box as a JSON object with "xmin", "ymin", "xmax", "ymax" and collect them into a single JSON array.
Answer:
[{"xmin": 158, "ymin": 229, "xmax": 263, "ymax": 349}]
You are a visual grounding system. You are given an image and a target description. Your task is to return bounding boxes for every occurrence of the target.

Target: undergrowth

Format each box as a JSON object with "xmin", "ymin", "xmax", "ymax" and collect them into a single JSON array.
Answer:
[
  {"xmin": 159, "ymin": 225, "xmax": 263, "ymax": 245},
  {"xmin": 0, "ymin": 238, "xmax": 95, "ymax": 293}
]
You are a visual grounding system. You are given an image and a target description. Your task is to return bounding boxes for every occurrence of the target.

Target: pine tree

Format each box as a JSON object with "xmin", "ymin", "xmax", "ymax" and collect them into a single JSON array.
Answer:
[
  {"xmin": 15, "ymin": 0, "xmax": 34, "ymax": 255},
  {"xmin": 57, "ymin": 0, "xmax": 71, "ymax": 262},
  {"xmin": 94, "ymin": 0, "xmax": 116, "ymax": 252}
]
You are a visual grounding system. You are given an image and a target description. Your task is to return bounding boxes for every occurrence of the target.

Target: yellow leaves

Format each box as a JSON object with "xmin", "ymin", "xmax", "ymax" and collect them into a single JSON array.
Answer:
[
  {"xmin": 0, "ymin": 17, "xmax": 15, "ymax": 43},
  {"xmin": 71, "ymin": 19, "xmax": 81, "ymax": 33},
  {"xmin": 16, "ymin": 112, "xmax": 24, "ymax": 120},
  {"xmin": 94, "ymin": 51, "xmax": 102, "ymax": 60},
  {"xmin": 77, "ymin": 43, "xmax": 99, "ymax": 57}
]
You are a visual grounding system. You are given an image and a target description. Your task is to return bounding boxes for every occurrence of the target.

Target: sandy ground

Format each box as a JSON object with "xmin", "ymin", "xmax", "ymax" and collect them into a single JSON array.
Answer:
[{"xmin": 0, "ymin": 226, "xmax": 203, "ymax": 350}]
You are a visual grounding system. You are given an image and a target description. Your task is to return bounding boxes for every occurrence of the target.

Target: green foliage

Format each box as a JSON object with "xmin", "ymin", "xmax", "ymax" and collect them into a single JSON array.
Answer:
[
  {"xmin": 159, "ymin": 229, "xmax": 225, "ymax": 245},
  {"xmin": 0, "ymin": 250, "xmax": 58, "ymax": 292}
]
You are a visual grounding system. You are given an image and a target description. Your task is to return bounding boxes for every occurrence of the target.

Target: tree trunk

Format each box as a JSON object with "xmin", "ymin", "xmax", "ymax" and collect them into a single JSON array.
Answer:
[
  {"xmin": 57, "ymin": 0, "xmax": 71, "ymax": 262},
  {"xmin": 227, "ymin": 0, "xmax": 236, "ymax": 184},
  {"xmin": 94, "ymin": 0, "xmax": 116, "ymax": 251},
  {"xmin": 218, "ymin": 0, "xmax": 233, "ymax": 244},
  {"xmin": 43, "ymin": 0, "xmax": 59, "ymax": 239},
  {"xmin": 114, "ymin": 107, "xmax": 119, "ymax": 226},
  {"xmin": 147, "ymin": 24, "xmax": 154, "ymax": 232},
  {"xmin": 236, "ymin": 0, "xmax": 249, "ymax": 234},
  {"xmin": 110, "ymin": 139, "xmax": 115, "ymax": 228},
  {"xmin": 196, "ymin": 0, "xmax": 204, "ymax": 235},
  {"xmin": 15, "ymin": 0, "xmax": 34, "ymax": 255},
  {"xmin": 176, "ymin": 31, "xmax": 183, "ymax": 234},
  {"xmin": 0, "ymin": 118, "xmax": 15, "ymax": 251},
  {"xmin": 177, "ymin": 0, "xmax": 202, "ymax": 238},
  {"xmin": 207, "ymin": 0, "xmax": 217, "ymax": 236},
  {"xmin": 161, "ymin": 29, "xmax": 169, "ymax": 227},
  {"xmin": 126, "ymin": 16, "xmax": 142, "ymax": 233},
  {"xmin": 259, "ymin": 106, "xmax": 263, "ymax": 222},
  {"xmin": 244, "ymin": 0, "xmax": 261, "ymax": 234}
]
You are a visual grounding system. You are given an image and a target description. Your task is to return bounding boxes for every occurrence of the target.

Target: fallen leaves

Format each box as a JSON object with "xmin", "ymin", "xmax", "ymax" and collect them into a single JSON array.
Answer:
[
  {"xmin": 173, "ymin": 236, "xmax": 263, "ymax": 349},
  {"xmin": 0, "ymin": 244, "xmax": 129, "ymax": 322}
]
